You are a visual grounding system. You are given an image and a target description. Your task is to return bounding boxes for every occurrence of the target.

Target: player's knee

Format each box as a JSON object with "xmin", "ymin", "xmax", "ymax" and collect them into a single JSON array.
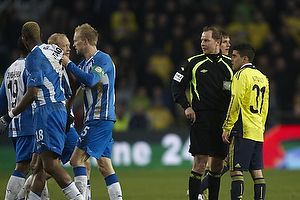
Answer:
[
  {"xmin": 30, "ymin": 159, "xmax": 40, "ymax": 173},
  {"xmin": 193, "ymin": 161, "xmax": 206, "ymax": 173},
  {"xmin": 69, "ymin": 155, "xmax": 81, "ymax": 167}
]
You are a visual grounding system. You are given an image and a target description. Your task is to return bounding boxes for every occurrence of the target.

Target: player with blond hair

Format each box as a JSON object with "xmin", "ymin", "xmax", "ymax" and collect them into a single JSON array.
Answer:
[
  {"xmin": 61, "ymin": 23, "xmax": 123, "ymax": 200},
  {"xmin": 0, "ymin": 21, "xmax": 84, "ymax": 200}
]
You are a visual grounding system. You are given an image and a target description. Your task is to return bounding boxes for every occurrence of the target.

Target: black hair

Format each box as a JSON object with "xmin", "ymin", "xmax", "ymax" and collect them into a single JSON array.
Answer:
[{"xmin": 232, "ymin": 43, "xmax": 255, "ymax": 62}]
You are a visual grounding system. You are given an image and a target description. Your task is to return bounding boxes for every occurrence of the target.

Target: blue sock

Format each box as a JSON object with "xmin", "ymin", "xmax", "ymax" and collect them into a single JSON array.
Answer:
[
  {"xmin": 73, "ymin": 166, "xmax": 87, "ymax": 176},
  {"xmin": 104, "ymin": 174, "xmax": 119, "ymax": 186},
  {"xmin": 34, "ymin": 191, "xmax": 42, "ymax": 197},
  {"xmin": 12, "ymin": 170, "xmax": 26, "ymax": 178}
]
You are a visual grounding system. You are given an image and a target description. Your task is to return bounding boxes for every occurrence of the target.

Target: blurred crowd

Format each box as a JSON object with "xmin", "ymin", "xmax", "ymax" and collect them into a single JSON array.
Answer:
[{"xmin": 1, "ymin": 0, "xmax": 300, "ymax": 132}]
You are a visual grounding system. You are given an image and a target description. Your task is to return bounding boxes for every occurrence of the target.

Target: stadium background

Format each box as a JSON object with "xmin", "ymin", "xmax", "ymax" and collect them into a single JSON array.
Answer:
[{"xmin": 0, "ymin": 0, "xmax": 300, "ymax": 172}]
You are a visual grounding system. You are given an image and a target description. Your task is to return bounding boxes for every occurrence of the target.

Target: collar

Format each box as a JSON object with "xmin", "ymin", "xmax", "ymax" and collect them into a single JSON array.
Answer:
[
  {"xmin": 240, "ymin": 63, "xmax": 255, "ymax": 69},
  {"xmin": 206, "ymin": 51, "xmax": 222, "ymax": 62}
]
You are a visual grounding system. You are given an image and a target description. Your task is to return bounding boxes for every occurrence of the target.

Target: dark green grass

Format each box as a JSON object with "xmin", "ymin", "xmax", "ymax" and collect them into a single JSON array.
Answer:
[{"xmin": 0, "ymin": 168, "xmax": 300, "ymax": 199}]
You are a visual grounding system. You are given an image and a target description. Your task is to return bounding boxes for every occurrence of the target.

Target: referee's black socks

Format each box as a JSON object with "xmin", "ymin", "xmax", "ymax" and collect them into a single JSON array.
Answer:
[{"xmin": 189, "ymin": 171, "xmax": 202, "ymax": 200}]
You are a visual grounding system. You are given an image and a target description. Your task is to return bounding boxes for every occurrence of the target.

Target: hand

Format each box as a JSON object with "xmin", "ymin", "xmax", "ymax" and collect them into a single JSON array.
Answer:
[
  {"xmin": 185, "ymin": 107, "xmax": 196, "ymax": 124},
  {"xmin": 222, "ymin": 131, "xmax": 230, "ymax": 144},
  {"xmin": 65, "ymin": 112, "xmax": 74, "ymax": 133},
  {"xmin": 0, "ymin": 114, "xmax": 12, "ymax": 135},
  {"xmin": 61, "ymin": 55, "xmax": 71, "ymax": 67}
]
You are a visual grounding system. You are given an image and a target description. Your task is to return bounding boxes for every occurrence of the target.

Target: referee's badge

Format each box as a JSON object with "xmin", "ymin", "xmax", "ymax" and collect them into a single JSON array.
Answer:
[
  {"xmin": 173, "ymin": 72, "xmax": 184, "ymax": 82},
  {"xmin": 223, "ymin": 81, "xmax": 231, "ymax": 90}
]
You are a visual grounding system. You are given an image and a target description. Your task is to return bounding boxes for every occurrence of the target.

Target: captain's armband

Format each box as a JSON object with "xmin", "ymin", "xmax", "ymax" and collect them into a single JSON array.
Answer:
[{"xmin": 91, "ymin": 65, "xmax": 105, "ymax": 79}]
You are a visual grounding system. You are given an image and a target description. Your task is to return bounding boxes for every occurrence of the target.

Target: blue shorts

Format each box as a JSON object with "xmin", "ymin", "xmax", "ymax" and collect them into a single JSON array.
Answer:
[
  {"xmin": 61, "ymin": 126, "xmax": 79, "ymax": 164},
  {"xmin": 33, "ymin": 103, "xmax": 67, "ymax": 155},
  {"xmin": 228, "ymin": 136, "xmax": 264, "ymax": 171},
  {"xmin": 11, "ymin": 136, "xmax": 34, "ymax": 162},
  {"xmin": 77, "ymin": 120, "xmax": 114, "ymax": 160}
]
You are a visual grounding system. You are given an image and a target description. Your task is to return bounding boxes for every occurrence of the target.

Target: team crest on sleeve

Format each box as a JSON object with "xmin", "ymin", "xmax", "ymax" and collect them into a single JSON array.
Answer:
[
  {"xmin": 223, "ymin": 81, "xmax": 231, "ymax": 90},
  {"xmin": 173, "ymin": 72, "xmax": 184, "ymax": 82},
  {"xmin": 94, "ymin": 66, "xmax": 102, "ymax": 73}
]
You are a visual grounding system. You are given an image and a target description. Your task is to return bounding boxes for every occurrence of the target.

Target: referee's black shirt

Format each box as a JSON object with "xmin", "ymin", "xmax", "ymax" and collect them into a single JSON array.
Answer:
[{"xmin": 171, "ymin": 51, "xmax": 233, "ymax": 113}]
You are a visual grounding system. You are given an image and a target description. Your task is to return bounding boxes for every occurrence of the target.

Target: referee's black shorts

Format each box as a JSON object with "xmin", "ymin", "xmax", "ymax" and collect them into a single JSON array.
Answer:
[{"xmin": 189, "ymin": 110, "xmax": 228, "ymax": 158}]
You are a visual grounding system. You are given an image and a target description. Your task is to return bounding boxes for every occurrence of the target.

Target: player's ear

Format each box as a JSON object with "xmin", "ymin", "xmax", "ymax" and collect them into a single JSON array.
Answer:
[
  {"xmin": 84, "ymin": 38, "xmax": 89, "ymax": 45},
  {"xmin": 21, "ymin": 35, "xmax": 27, "ymax": 45},
  {"xmin": 243, "ymin": 56, "xmax": 249, "ymax": 62}
]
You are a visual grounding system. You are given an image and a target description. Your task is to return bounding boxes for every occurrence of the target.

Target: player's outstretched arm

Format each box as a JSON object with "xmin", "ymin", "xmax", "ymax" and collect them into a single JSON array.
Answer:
[
  {"xmin": 0, "ymin": 86, "xmax": 38, "ymax": 135},
  {"xmin": 61, "ymin": 55, "xmax": 101, "ymax": 87}
]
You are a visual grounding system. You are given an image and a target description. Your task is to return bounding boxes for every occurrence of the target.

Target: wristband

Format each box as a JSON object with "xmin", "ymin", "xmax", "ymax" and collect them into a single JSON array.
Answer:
[{"xmin": 8, "ymin": 111, "xmax": 15, "ymax": 118}]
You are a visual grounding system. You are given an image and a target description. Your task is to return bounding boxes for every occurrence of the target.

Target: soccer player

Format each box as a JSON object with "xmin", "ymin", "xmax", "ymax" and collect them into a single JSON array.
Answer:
[
  {"xmin": 48, "ymin": 33, "xmax": 92, "ymax": 200},
  {"xmin": 0, "ymin": 37, "xmax": 34, "ymax": 200},
  {"xmin": 220, "ymin": 30, "xmax": 231, "ymax": 56},
  {"xmin": 17, "ymin": 32, "xmax": 93, "ymax": 200},
  {"xmin": 0, "ymin": 21, "xmax": 84, "ymax": 200},
  {"xmin": 222, "ymin": 43, "xmax": 269, "ymax": 200},
  {"xmin": 61, "ymin": 23, "xmax": 123, "ymax": 200},
  {"xmin": 171, "ymin": 26, "xmax": 233, "ymax": 200}
]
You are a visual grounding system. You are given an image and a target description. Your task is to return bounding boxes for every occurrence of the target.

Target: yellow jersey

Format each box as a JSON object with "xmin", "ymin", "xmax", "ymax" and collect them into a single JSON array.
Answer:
[{"xmin": 223, "ymin": 64, "xmax": 269, "ymax": 142}]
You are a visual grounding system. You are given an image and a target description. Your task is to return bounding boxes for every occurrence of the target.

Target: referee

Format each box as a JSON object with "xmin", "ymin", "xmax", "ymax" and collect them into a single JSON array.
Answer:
[{"xmin": 171, "ymin": 26, "xmax": 233, "ymax": 200}]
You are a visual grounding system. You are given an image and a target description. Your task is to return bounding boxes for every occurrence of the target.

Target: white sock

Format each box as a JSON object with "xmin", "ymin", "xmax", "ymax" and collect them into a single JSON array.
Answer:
[
  {"xmin": 86, "ymin": 180, "xmax": 91, "ymax": 200},
  {"xmin": 107, "ymin": 182, "xmax": 123, "ymax": 200},
  {"xmin": 5, "ymin": 172, "xmax": 26, "ymax": 200},
  {"xmin": 27, "ymin": 190, "xmax": 41, "ymax": 200},
  {"xmin": 74, "ymin": 175, "xmax": 87, "ymax": 199},
  {"xmin": 73, "ymin": 166, "xmax": 87, "ymax": 199},
  {"xmin": 17, "ymin": 174, "xmax": 33, "ymax": 200},
  {"xmin": 41, "ymin": 181, "xmax": 49, "ymax": 200},
  {"xmin": 62, "ymin": 182, "xmax": 84, "ymax": 200}
]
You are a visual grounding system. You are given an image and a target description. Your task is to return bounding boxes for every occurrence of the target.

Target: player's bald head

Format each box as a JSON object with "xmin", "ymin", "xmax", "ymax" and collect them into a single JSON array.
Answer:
[
  {"xmin": 48, "ymin": 33, "xmax": 67, "ymax": 44},
  {"xmin": 22, "ymin": 21, "xmax": 41, "ymax": 41}
]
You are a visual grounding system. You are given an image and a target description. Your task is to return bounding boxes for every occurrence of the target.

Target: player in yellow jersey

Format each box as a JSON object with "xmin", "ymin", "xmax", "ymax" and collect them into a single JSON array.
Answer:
[{"xmin": 222, "ymin": 43, "xmax": 269, "ymax": 200}]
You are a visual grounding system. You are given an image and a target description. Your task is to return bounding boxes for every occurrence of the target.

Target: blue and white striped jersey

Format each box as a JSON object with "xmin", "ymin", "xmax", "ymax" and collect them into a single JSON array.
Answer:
[
  {"xmin": 69, "ymin": 50, "xmax": 116, "ymax": 122},
  {"xmin": 26, "ymin": 44, "xmax": 71, "ymax": 106},
  {"xmin": 0, "ymin": 58, "xmax": 35, "ymax": 137}
]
